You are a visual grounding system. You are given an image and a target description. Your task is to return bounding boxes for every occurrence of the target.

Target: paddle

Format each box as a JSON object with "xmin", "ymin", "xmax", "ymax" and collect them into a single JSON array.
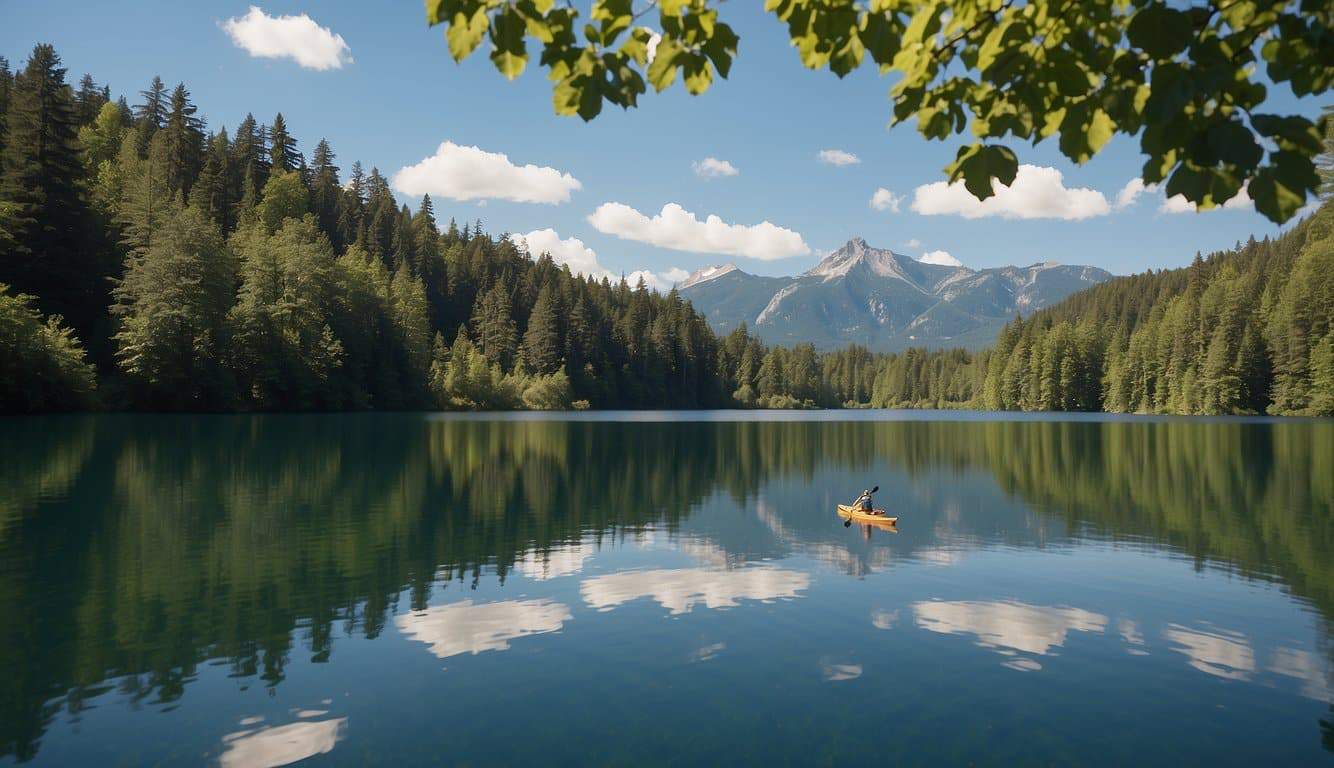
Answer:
[{"xmin": 844, "ymin": 485, "xmax": 879, "ymax": 527}]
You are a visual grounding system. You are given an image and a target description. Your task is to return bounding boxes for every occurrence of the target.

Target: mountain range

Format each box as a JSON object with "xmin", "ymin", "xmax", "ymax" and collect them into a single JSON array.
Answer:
[{"xmin": 677, "ymin": 238, "xmax": 1112, "ymax": 352}]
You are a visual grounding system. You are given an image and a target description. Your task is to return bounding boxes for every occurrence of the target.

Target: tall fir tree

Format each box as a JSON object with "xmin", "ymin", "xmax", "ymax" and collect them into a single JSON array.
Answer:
[
  {"xmin": 0, "ymin": 44, "xmax": 100, "ymax": 336},
  {"xmin": 268, "ymin": 112, "xmax": 300, "ymax": 172},
  {"xmin": 162, "ymin": 83, "xmax": 204, "ymax": 197},
  {"xmin": 522, "ymin": 283, "xmax": 563, "ymax": 374}
]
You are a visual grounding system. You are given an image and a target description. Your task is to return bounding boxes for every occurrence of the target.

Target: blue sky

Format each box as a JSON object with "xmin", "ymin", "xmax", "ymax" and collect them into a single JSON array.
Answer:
[{"xmin": 4, "ymin": 1, "xmax": 1325, "ymax": 283}]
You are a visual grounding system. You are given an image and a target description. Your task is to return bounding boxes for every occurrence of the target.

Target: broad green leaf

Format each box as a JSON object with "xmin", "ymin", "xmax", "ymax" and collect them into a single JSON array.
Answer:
[
  {"xmin": 946, "ymin": 143, "xmax": 1018, "ymax": 200},
  {"xmin": 647, "ymin": 38, "xmax": 683, "ymax": 92},
  {"xmin": 1127, "ymin": 5, "xmax": 1192, "ymax": 60}
]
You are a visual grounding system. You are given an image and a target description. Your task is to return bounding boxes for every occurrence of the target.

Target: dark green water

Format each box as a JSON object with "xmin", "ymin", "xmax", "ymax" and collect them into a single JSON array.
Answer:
[{"xmin": 2, "ymin": 412, "xmax": 1332, "ymax": 766}]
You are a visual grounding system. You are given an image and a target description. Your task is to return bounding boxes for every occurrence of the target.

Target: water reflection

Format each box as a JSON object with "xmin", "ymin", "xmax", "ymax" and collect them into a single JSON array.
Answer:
[
  {"xmin": 580, "ymin": 567, "xmax": 810, "ymax": 615},
  {"xmin": 219, "ymin": 716, "xmax": 347, "ymax": 768},
  {"xmin": 1164, "ymin": 624, "xmax": 1256, "ymax": 681},
  {"xmin": 913, "ymin": 600, "xmax": 1109, "ymax": 666},
  {"xmin": 395, "ymin": 599, "xmax": 572, "ymax": 659},
  {"xmin": 0, "ymin": 414, "xmax": 1330, "ymax": 762}
]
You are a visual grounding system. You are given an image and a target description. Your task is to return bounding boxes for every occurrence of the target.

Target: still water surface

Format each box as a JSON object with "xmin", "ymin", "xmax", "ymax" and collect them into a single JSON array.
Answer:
[{"xmin": 1, "ymin": 412, "xmax": 1331, "ymax": 765}]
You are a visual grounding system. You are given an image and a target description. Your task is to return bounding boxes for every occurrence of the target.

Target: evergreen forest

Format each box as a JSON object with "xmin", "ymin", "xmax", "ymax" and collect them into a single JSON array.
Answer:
[{"xmin": 1, "ymin": 44, "xmax": 1331, "ymax": 415}]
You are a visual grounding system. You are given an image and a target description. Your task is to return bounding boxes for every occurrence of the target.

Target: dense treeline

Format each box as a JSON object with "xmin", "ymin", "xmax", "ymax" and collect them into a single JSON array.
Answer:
[
  {"xmin": 0, "ymin": 43, "xmax": 1330, "ymax": 415},
  {"xmin": 0, "ymin": 44, "xmax": 727, "ymax": 411}
]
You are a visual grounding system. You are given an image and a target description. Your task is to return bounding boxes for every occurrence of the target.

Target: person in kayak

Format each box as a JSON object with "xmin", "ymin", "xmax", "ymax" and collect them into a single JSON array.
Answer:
[{"xmin": 853, "ymin": 489, "xmax": 878, "ymax": 514}]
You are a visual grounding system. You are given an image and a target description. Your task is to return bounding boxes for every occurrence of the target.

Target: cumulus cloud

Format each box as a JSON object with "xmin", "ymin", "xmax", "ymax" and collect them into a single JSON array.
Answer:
[
  {"xmin": 587, "ymin": 202, "xmax": 810, "ymax": 261},
  {"xmin": 918, "ymin": 250, "xmax": 962, "ymax": 267},
  {"xmin": 516, "ymin": 228, "xmax": 685, "ymax": 293},
  {"xmin": 391, "ymin": 142, "xmax": 581, "ymax": 204},
  {"xmin": 1115, "ymin": 178, "xmax": 1152, "ymax": 210},
  {"xmin": 911, "ymin": 164, "xmax": 1111, "ymax": 220},
  {"xmin": 1160, "ymin": 184, "xmax": 1252, "ymax": 214},
  {"xmin": 222, "ymin": 6, "xmax": 352, "ymax": 71},
  {"xmin": 693, "ymin": 157, "xmax": 739, "ymax": 178},
  {"xmin": 869, "ymin": 187, "xmax": 902, "ymax": 213},
  {"xmin": 903, "ymin": 238, "xmax": 922, "ymax": 249},
  {"xmin": 818, "ymin": 149, "xmax": 860, "ymax": 166}
]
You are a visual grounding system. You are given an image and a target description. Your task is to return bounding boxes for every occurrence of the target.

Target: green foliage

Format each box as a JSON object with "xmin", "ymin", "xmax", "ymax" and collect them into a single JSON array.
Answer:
[
  {"xmin": 0, "ymin": 284, "xmax": 96, "ymax": 411},
  {"xmin": 424, "ymin": 0, "xmax": 1333, "ymax": 222},
  {"xmin": 112, "ymin": 206, "xmax": 234, "ymax": 407}
]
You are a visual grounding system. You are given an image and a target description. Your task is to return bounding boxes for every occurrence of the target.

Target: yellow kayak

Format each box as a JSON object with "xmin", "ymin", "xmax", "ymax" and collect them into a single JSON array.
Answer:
[{"xmin": 837, "ymin": 505, "xmax": 898, "ymax": 525}]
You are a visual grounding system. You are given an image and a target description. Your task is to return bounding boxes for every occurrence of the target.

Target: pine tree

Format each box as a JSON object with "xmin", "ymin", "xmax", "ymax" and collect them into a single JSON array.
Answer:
[
  {"xmin": 0, "ymin": 44, "xmax": 99, "ymax": 334},
  {"xmin": 162, "ymin": 83, "xmax": 204, "ymax": 196},
  {"xmin": 0, "ymin": 56, "xmax": 12, "ymax": 162},
  {"xmin": 470, "ymin": 281, "xmax": 517, "ymax": 368},
  {"xmin": 118, "ymin": 131, "xmax": 178, "ymax": 253},
  {"xmin": 522, "ymin": 283, "xmax": 563, "ymax": 374},
  {"xmin": 309, "ymin": 138, "xmax": 340, "ymax": 243},
  {"xmin": 132, "ymin": 75, "xmax": 168, "ymax": 154},
  {"xmin": 188, "ymin": 129, "xmax": 232, "ymax": 232},
  {"xmin": 268, "ymin": 113, "xmax": 300, "ymax": 172},
  {"xmin": 73, "ymin": 73, "xmax": 107, "ymax": 126}
]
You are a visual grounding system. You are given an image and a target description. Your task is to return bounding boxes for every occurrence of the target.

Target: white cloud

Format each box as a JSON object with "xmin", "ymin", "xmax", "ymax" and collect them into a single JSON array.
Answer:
[
  {"xmin": 818, "ymin": 149, "xmax": 860, "ymax": 166},
  {"xmin": 903, "ymin": 238, "xmax": 922, "ymax": 249},
  {"xmin": 222, "ymin": 6, "xmax": 352, "ymax": 71},
  {"xmin": 516, "ymin": 228, "xmax": 685, "ymax": 293},
  {"xmin": 392, "ymin": 142, "xmax": 581, "ymax": 204},
  {"xmin": 1160, "ymin": 184, "xmax": 1252, "ymax": 214},
  {"xmin": 1115, "ymin": 178, "xmax": 1152, "ymax": 210},
  {"xmin": 517, "ymin": 229, "xmax": 602, "ymax": 277},
  {"xmin": 693, "ymin": 157, "xmax": 739, "ymax": 178},
  {"xmin": 644, "ymin": 28, "xmax": 662, "ymax": 63},
  {"xmin": 662, "ymin": 267, "xmax": 691, "ymax": 283},
  {"xmin": 869, "ymin": 187, "xmax": 902, "ymax": 213},
  {"xmin": 587, "ymin": 202, "xmax": 810, "ymax": 261},
  {"xmin": 911, "ymin": 164, "xmax": 1111, "ymax": 220},
  {"xmin": 918, "ymin": 250, "xmax": 962, "ymax": 267}
]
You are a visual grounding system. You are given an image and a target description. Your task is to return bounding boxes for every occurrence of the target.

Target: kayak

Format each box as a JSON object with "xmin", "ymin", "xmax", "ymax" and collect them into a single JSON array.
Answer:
[{"xmin": 837, "ymin": 505, "xmax": 898, "ymax": 525}]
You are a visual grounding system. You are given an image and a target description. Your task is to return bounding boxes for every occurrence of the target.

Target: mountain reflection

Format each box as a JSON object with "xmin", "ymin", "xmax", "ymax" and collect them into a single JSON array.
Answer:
[{"xmin": 0, "ymin": 414, "xmax": 1330, "ymax": 761}]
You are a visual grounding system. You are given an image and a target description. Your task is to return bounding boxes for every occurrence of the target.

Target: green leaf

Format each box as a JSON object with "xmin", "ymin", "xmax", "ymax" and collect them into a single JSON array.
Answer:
[
  {"xmin": 1249, "ymin": 151, "xmax": 1318, "ymax": 223},
  {"xmin": 446, "ymin": 6, "xmax": 491, "ymax": 62},
  {"xmin": 489, "ymin": 7, "xmax": 529, "ymax": 80},
  {"xmin": 646, "ymin": 38, "xmax": 683, "ymax": 91},
  {"xmin": 1127, "ymin": 5, "xmax": 1192, "ymax": 60},
  {"xmin": 946, "ymin": 143, "xmax": 1018, "ymax": 201},
  {"xmin": 1250, "ymin": 114, "xmax": 1323, "ymax": 154}
]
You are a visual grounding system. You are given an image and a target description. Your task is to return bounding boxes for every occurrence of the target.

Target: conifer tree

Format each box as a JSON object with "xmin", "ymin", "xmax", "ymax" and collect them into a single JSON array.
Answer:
[
  {"xmin": 268, "ymin": 113, "xmax": 300, "ymax": 172},
  {"xmin": 188, "ymin": 129, "xmax": 232, "ymax": 232},
  {"xmin": 522, "ymin": 283, "xmax": 563, "ymax": 374},
  {"xmin": 112, "ymin": 206, "xmax": 235, "ymax": 407},
  {"xmin": 0, "ymin": 44, "xmax": 98, "ymax": 333},
  {"xmin": 471, "ymin": 280, "xmax": 516, "ymax": 368},
  {"xmin": 118, "ymin": 131, "xmax": 178, "ymax": 254},
  {"xmin": 162, "ymin": 83, "xmax": 204, "ymax": 196}
]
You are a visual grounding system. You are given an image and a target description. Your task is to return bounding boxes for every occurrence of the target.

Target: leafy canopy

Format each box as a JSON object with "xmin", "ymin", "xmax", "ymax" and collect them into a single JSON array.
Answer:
[{"xmin": 424, "ymin": 0, "xmax": 1333, "ymax": 222}]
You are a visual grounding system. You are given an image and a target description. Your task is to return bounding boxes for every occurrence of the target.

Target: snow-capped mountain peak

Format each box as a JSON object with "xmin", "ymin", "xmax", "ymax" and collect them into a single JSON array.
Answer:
[{"xmin": 679, "ymin": 263, "xmax": 740, "ymax": 289}]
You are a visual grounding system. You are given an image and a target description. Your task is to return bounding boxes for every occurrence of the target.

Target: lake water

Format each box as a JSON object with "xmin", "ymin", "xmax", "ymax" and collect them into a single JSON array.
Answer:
[{"xmin": 2, "ymin": 412, "xmax": 1331, "ymax": 766}]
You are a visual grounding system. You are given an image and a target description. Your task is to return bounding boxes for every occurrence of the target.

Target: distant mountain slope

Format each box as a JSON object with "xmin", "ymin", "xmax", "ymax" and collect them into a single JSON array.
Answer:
[{"xmin": 679, "ymin": 238, "xmax": 1111, "ymax": 351}]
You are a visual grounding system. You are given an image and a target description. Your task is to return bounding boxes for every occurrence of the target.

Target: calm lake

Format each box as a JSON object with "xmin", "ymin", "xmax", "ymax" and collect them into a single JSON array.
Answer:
[{"xmin": 2, "ymin": 412, "xmax": 1331, "ymax": 765}]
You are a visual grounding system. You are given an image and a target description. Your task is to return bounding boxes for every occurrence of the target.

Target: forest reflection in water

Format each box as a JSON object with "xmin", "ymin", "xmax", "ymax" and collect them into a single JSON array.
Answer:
[{"xmin": 0, "ymin": 413, "xmax": 1331, "ymax": 764}]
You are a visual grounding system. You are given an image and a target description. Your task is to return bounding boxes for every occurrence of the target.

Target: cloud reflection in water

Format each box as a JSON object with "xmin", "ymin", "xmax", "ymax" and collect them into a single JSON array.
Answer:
[
  {"xmin": 395, "ymin": 599, "xmax": 572, "ymax": 658},
  {"xmin": 220, "ymin": 717, "xmax": 347, "ymax": 768},
  {"xmin": 581, "ymin": 567, "xmax": 810, "ymax": 615}
]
